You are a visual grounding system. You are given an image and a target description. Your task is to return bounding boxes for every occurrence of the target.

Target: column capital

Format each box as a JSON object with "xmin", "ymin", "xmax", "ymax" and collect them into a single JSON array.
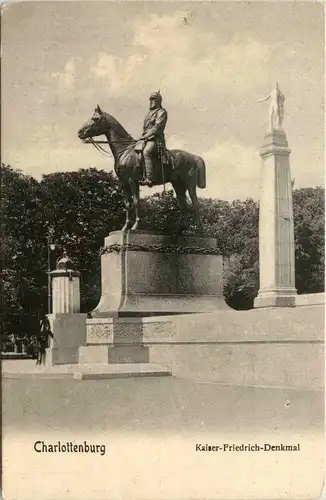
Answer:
[
  {"xmin": 50, "ymin": 269, "xmax": 80, "ymax": 279},
  {"xmin": 260, "ymin": 131, "xmax": 291, "ymax": 158}
]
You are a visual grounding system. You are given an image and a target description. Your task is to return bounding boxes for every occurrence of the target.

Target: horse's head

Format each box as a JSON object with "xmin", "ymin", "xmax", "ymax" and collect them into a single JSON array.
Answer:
[{"xmin": 78, "ymin": 105, "xmax": 107, "ymax": 141}]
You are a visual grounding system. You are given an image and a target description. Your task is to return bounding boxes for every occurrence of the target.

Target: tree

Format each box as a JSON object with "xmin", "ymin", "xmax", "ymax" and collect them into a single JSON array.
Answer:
[
  {"xmin": 1, "ymin": 163, "xmax": 45, "ymax": 345},
  {"xmin": 293, "ymin": 186, "xmax": 324, "ymax": 293},
  {"xmin": 216, "ymin": 198, "xmax": 259, "ymax": 309},
  {"xmin": 1, "ymin": 165, "xmax": 126, "ymax": 346},
  {"xmin": 39, "ymin": 168, "xmax": 125, "ymax": 311}
]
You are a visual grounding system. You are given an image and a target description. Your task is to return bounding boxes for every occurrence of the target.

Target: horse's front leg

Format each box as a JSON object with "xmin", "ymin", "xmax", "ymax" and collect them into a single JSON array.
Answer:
[
  {"xmin": 129, "ymin": 180, "xmax": 140, "ymax": 231},
  {"xmin": 121, "ymin": 184, "xmax": 132, "ymax": 231},
  {"xmin": 188, "ymin": 183, "xmax": 203, "ymax": 232},
  {"xmin": 173, "ymin": 182, "xmax": 189, "ymax": 234}
]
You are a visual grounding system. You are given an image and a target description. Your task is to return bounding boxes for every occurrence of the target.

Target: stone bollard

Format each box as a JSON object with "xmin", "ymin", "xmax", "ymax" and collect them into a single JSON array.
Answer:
[
  {"xmin": 46, "ymin": 250, "xmax": 86, "ymax": 365},
  {"xmin": 50, "ymin": 269, "xmax": 81, "ymax": 313},
  {"xmin": 50, "ymin": 250, "xmax": 81, "ymax": 313}
]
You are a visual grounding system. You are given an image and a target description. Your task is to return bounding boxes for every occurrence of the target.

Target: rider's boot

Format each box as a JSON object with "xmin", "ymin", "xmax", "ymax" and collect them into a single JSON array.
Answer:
[{"xmin": 139, "ymin": 157, "xmax": 153, "ymax": 187}]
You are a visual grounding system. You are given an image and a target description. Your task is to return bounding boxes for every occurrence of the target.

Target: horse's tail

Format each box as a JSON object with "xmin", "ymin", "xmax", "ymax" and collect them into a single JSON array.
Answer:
[{"xmin": 196, "ymin": 156, "xmax": 206, "ymax": 189}]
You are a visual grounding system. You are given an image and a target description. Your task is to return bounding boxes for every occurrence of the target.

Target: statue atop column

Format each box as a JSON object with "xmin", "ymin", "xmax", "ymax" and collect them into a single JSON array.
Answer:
[{"xmin": 257, "ymin": 82, "xmax": 285, "ymax": 132}]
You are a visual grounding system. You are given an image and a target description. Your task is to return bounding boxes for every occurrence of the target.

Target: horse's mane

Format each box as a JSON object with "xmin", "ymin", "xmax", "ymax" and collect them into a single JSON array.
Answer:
[{"xmin": 103, "ymin": 111, "xmax": 135, "ymax": 142}]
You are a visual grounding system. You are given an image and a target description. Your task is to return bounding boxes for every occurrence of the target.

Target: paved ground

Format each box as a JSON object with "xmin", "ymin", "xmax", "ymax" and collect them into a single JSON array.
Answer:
[{"xmin": 3, "ymin": 376, "xmax": 323, "ymax": 433}]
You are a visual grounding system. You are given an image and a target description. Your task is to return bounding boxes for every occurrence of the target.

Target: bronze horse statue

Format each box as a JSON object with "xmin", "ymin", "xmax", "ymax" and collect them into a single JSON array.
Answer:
[{"xmin": 78, "ymin": 105, "xmax": 206, "ymax": 231}]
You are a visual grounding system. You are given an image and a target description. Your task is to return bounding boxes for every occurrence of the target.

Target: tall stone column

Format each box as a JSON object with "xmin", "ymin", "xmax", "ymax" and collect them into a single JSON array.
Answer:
[{"xmin": 254, "ymin": 85, "xmax": 297, "ymax": 308}]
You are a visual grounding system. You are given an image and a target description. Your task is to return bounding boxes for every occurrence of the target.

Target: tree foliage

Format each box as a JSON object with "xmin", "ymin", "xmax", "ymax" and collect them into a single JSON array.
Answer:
[
  {"xmin": 293, "ymin": 186, "xmax": 324, "ymax": 293},
  {"xmin": 1, "ymin": 163, "xmax": 45, "ymax": 348},
  {"xmin": 1, "ymin": 163, "xmax": 324, "ymax": 348},
  {"xmin": 39, "ymin": 168, "xmax": 125, "ymax": 311}
]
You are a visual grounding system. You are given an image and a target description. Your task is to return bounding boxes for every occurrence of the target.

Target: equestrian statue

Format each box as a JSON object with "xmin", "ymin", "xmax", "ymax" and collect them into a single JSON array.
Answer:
[{"xmin": 77, "ymin": 91, "xmax": 206, "ymax": 231}]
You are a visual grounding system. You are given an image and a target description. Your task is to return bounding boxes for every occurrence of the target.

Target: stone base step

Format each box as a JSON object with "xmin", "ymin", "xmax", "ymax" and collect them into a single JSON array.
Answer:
[
  {"xmin": 78, "ymin": 345, "xmax": 150, "ymax": 364},
  {"xmin": 2, "ymin": 361, "xmax": 172, "ymax": 380},
  {"xmin": 74, "ymin": 363, "xmax": 172, "ymax": 380}
]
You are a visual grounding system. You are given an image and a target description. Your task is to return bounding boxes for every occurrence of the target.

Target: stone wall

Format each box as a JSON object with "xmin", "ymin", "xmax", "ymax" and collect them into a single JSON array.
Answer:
[{"xmin": 141, "ymin": 305, "xmax": 324, "ymax": 389}]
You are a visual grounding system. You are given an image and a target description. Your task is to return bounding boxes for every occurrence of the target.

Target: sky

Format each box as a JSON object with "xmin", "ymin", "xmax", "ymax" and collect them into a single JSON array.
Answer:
[{"xmin": 2, "ymin": 1, "xmax": 324, "ymax": 200}]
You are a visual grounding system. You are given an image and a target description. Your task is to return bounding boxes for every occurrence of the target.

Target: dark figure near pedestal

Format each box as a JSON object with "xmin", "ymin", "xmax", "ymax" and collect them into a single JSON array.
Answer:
[
  {"xmin": 78, "ymin": 97, "xmax": 206, "ymax": 231},
  {"xmin": 36, "ymin": 315, "xmax": 53, "ymax": 365}
]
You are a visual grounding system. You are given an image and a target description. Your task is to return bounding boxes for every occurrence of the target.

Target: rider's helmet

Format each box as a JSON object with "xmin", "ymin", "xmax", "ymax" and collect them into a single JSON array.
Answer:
[{"xmin": 149, "ymin": 90, "xmax": 162, "ymax": 104}]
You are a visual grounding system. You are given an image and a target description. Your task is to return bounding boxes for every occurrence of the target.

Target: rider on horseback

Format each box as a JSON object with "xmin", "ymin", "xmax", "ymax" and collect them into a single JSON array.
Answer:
[
  {"xmin": 78, "ymin": 100, "xmax": 206, "ymax": 231},
  {"xmin": 135, "ymin": 91, "xmax": 168, "ymax": 187}
]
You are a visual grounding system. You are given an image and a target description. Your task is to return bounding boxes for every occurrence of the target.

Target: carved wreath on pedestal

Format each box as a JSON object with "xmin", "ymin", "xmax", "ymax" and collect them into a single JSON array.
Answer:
[{"xmin": 100, "ymin": 243, "xmax": 220, "ymax": 256}]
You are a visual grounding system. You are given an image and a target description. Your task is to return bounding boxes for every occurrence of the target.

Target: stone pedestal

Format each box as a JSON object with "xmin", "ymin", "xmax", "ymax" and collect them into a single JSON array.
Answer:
[
  {"xmin": 79, "ymin": 317, "xmax": 148, "ymax": 364},
  {"xmin": 50, "ymin": 269, "xmax": 81, "ymax": 313},
  {"xmin": 254, "ymin": 130, "xmax": 297, "ymax": 308},
  {"xmin": 90, "ymin": 230, "xmax": 229, "ymax": 317},
  {"xmin": 78, "ymin": 230, "xmax": 228, "ymax": 367},
  {"xmin": 41, "ymin": 248, "xmax": 172, "ymax": 377},
  {"xmin": 46, "ymin": 313, "xmax": 87, "ymax": 365},
  {"xmin": 47, "ymin": 265, "xmax": 86, "ymax": 365}
]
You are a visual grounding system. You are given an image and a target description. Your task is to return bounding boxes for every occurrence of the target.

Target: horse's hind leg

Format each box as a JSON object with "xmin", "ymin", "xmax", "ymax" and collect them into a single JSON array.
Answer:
[
  {"xmin": 121, "ymin": 183, "xmax": 132, "ymax": 231},
  {"xmin": 188, "ymin": 182, "xmax": 203, "ymax": 232},
  {"xmin": 172, "ymin": 181, "xmax": 189, "ymax": 233},
  {"xmin": 129, "ymin": 180, "xmax": 140, "ymax": 231}
]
